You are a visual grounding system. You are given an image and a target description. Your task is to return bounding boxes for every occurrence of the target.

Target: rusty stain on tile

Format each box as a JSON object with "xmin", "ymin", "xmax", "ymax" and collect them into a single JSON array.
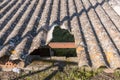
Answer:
[
  {"xmin": 10, "ymin": 50, "xmax": 16, "ymax": 54},
  {"xmin": 76, "ymin": 46, "xmax": 84, "ymax": 53}
]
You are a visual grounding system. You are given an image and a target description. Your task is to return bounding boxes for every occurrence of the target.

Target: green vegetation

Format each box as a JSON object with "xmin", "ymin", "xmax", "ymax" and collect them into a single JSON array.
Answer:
[
  {"xmin": 10, "ymin": 64, "xmax": 120, "ymax": 80},
  {"xmin": 114, "ymin": 70, "xmax": 120, "ymax": 78},
  {"xmin": 22, "ymin": 66, "xmax": 102, "ymax": 80},
  {"xmin": 53, "ymin": 67, "xmax": 99, "ymax": 80},
  {"xmin": 68, "ymin": 67, "xmax": 103, "ymax": 80},
  {"xmin": 51, "ymin": 26, "xmax": 74, "ymax": 42},
  {"xmin": 53, "ymin": 48, "xmax": 76, "ymax": 57}
]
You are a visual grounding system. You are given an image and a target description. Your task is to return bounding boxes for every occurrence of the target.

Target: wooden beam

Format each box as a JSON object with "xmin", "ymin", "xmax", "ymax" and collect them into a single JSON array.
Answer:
[{"xmin": 48, "ymin": 42, "xmax": 75, "ymax": 48}]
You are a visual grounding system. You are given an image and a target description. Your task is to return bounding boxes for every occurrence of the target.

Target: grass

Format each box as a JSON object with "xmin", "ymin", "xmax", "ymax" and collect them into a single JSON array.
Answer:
[
  {"xmin": 5, "ymin": 62, "xmax": 120, "ymax": 80},
  {"xmin": 22, "ymin": 67, "xmax": 120, "ymax": 80},
  {"xmin": 60, "ymin": 67, "xmax": 101, "ymax": 80},
  {"xmin": 22, "ymin": 65, "xmax": 102, "ymax": 80},
  {"xmin": 114, "ymin": 70, "xmax": 120, "ymax": 78}
]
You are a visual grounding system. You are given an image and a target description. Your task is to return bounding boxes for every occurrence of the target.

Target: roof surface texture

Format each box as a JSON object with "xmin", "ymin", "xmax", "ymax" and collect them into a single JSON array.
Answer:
[{"xmin": 0, "ymin": 0, "xmax": 120, "ymax": 69}]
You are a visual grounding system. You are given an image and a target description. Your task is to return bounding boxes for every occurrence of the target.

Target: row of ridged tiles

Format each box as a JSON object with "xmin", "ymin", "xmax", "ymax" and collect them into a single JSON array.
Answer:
[{"xmin": 0, "ymin": 0, "xmax": 120, "ymax": 69}]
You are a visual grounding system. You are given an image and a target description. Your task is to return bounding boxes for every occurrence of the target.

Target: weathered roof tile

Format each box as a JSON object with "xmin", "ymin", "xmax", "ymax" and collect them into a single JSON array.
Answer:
[{"xmin": 0, "ymin": 0, "xmax": 120, "ymax": 69}]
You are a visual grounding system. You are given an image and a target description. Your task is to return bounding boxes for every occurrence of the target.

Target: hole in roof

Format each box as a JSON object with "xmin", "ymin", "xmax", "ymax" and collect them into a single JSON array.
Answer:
[
  {"xmin": 30, "ymin": 47, "xmax": 51, "ymax": 57},
  {"xmin": 30, "ymin": 25, "xmax": 76, "ymax": 57}
]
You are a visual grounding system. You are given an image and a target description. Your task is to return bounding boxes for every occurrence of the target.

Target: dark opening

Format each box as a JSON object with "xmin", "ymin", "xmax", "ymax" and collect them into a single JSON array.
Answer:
[
  {"xmin": 30, "ymin": 47, "xmax": 51, "ymax": 57},
  {"xmin": 30, "ymin": 47, "xmax": 77, "ymax": 57}
]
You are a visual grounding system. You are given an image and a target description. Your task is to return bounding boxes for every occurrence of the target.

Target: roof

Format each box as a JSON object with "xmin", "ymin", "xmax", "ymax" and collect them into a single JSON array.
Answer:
[{"xmin": 0, "ymin": 0, "xmax": 120, "ymax": 69}]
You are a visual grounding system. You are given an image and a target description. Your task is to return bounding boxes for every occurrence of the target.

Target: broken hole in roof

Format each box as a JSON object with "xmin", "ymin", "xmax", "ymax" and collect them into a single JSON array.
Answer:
[
  {"xmin": 30, "ymin": 47, "xmax": 51, "ymax": 57},
  {"xmin": 30, "ymin": 25, "xmax": 76, "ymax": 57}
]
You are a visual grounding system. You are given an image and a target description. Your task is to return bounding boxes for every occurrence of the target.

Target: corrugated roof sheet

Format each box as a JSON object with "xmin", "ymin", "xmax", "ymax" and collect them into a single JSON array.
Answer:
[{"xmin": 0, "ymin": 0, "xmax": 120, "ymax": 69}]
